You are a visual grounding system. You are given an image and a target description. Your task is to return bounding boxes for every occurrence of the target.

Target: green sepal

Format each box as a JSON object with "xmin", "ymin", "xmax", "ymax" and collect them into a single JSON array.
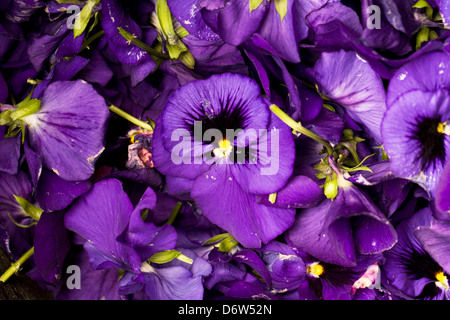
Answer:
[
  {"xmin": 202, "ymin": 233, "xmax": 232, "ymax": 246},
  {"xmin": 13, "ymin": 195, "xmax": 43, "ymax": 221},
  {"xmin": 5, "ymin": 120, "xmax": 25, "ymax": 143},
  {"xmin": 416, "ymin": 26, "xmax": 430, "ymax": 50},
  {"xmin": 274, "ymin": 0, "xmax": 288, "ymax": 21},
  {"xmin": 73, "ymin": 0, "xmax": 100, "ymax": 38},
  {"xmin": 0, "ymin": 109, "xmax": 13, "ymax": 126},
  {"xmin": 8, "ymin": 213, "xmax": 38, "ymax": 229},
  {"xmin": 117, "ymin": 27, "xmax": 169, "ymax": 60},
  {"xmin": 147, "ymin": 249, "xmax": 181, "ymax": 264},
  {"xmin": 178, "ymin": 50, "xmax": 195, "ymax": 69},
  {"xmin": 218, "ymin": 235, "xmax": 239, "ymax": 252},
  {"xmin": 249, "ymin": 0, "xmax": 264, "ymax": 12},
  {"xmin": 10, "ymin": 99, "xmax": 41, "ymax": 121}
]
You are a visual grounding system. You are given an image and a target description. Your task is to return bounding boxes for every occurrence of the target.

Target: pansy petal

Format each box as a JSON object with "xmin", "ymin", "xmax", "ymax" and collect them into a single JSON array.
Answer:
[
  {"xmin": 381, "ymin": 90, "xmax": 450, "ymax": 197},
  {"xmin": 64, "ymin": 179, "xmax": 141, "ymax": 272},
  {"xmin": 416, "ymin": 218, "xmax": 450, "ymax": 275},
  {"xmin": 287, "ymin": 199, "xmax": 357, "ymax": 267},
  {"xmin": 168, "ymin": 0, "xmax": 220, "ymax": 41},
  {"xmin": 257, "ymin": 175, "xmax": 324, "ymax": 209},
  {"xmin": 35, "ymin": 169, "xmax": 91, "ymax": 212},
  {"xmin": 0, "ymin": 126, "xmax": 21, "ymax": 175},
  {"xmin": 436, "ymin": 160, "xmax": 450, "ymax": 213},
  {"xmin": 34, "ymin": 211, "xmax": 71, "ymax": 285},
  {"xmin": 209, "ymin": 0, "xmax": 268, "ymax": 46},
  {"xmin": 22, "ymin": 80, "xmax": 109, "ymax": 181},
  {"xmin": 310, "ymin": 50, "xmax": 386, "ymax": 143},
  {"xmin": 387, "ymin": 51, "xmax": 450, "ymax": 107},
  {"xmin": 192, "ymin": 165, "xmax": 295, "ymax": 248},
  {"xmin": 230, "ymin": 111, "xmax": 295, "ymax": 195}
]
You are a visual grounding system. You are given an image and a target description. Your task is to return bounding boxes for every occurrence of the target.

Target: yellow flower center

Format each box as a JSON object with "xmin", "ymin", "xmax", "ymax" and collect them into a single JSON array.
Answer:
[
  {"xmin": 307, "ymin": 262, "xmax": 324, "ymax": 278},
  {"xmin": 437, "ymin": 122, "xmax": 450, "ymax": 135},
  {"xmin": 213, "ymin": 139, "xmax": 232, "ymax": 158},
  {"xmin": 435, "ymin": 271, "xmax": 449, "ymax": 290}
]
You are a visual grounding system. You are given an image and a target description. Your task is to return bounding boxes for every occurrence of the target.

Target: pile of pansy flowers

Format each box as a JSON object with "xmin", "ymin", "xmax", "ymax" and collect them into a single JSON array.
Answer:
[{"xmin": 0, "ymin": 0, "xmax": 449, "ymax": 301}]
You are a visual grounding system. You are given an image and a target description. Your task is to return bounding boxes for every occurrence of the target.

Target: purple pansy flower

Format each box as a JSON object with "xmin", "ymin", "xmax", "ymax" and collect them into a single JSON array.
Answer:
[
  {"xmin": 382, "ymin": 51, "xmax": 450, "ymax": 197},
  {"xmin": 307, "ymin": 49, "xmax": 387, "ymax": 144},
  {"xmin": 382, "ymin": 207, "xmax": 450, "ymax": 300},
  {"xmin": 64, "ymin": 178, "xmax": 211, "ymax": 299},
  {"xmin": 0, "ymin": 80, "xmax": 110, "ymax": 182},
  {"xmin": 152, "ymin": 72, "xmax": 296, "ymax": 248}
]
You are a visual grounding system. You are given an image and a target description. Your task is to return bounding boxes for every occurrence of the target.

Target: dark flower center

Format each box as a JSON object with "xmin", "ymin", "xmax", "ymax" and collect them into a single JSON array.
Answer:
[
  {"xmin": 411, "ymin": 117, "xmax": 446, "ymax": 172},
  {"xmin": 184, "ymin": 97, "xmax": 255, "ymax": 163},
  {"xmin": 400, "ymin": 245, "xmax": 448, "ymax": 299}
]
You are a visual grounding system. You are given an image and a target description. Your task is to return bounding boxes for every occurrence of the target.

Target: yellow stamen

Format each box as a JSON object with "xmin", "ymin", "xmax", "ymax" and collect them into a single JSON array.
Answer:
[
  {"xmin": 435, "ymin": 271, "xmax": 449, "ymax": 290},
  {"xmin": 437, "ymin": 122, "xmax": 450, "ymax": 135},
  {"xmin": 307, "ymin": 262, "xmax": 324, "ymax": 278},
  {"xmin": 213, "ymin": 139, "xmax": 232, "ymax": 158}
]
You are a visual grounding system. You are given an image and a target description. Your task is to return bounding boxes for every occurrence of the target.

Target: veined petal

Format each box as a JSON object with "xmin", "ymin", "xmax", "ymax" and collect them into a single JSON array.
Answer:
[
  {"xmin": 191, "ymin": 165, "xmax": 295, "ymax": 248},
  {"xmin": 310, "ymin": 50, "xmax": 386, "ymax": 143},
  {"xmin": 64, "ymin": 179, "xmax": 141, "ymax": 272},
  {"xmin": 22, "ymin": 80, "xmax": 109, "ymax": 181}
]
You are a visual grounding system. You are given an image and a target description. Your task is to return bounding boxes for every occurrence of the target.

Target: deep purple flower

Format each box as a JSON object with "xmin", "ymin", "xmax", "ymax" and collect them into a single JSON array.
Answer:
[
  {"xmin": 2, "ymin": 80, "xmax": 110, "ymax": 182},
  {"xmin": 286, "ymin": 160, "xmax": 397, "ymax": 267},
  {"xmin": 198, "ymin": 0, "xmax": 307, "ymax": 63},
  {"xmin": 382, "ymin": 51, "xmax": 450, "ymax": 197},
  {"xmin": 64, "ymin": 178, "xmax": 211, "ymax": 299},
  {"xmin": 436, "ymin": 159, "xmax": 450, "ymax": 213},
  {"xmin": 307, "ymin": 49, "xmax": 387, "ymax": 144},
  {"xmin": 152, "ymin": 73, "xmax": 296, "ymax": 248},
  {"xmin": 382, "ymin": 207, "xmax": 450, "ymax": 300}
]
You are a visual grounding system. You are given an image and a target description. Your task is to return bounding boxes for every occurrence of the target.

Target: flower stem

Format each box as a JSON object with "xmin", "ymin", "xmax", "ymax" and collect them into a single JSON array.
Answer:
[
  {"xmin": 269, "ymin": 104, "xmax": 333, "ymax": 155},
  {"xmin": 166, "ymin": 202, "xmax": 182, "ymax": 225},
  {"xmin": 0, "ymin": 246, "xmax": 34, "ymax": 283},
  {"xmin": 109, "ymin": 105, "xmax": 154, "ymax": 132}
]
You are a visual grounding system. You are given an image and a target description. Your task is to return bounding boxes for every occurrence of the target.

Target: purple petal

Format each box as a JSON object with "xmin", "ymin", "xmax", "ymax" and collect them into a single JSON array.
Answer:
[
  {"xmin": 381, "ymin": 90, "xmax": 450, "ymax": 197},
  {"xmin": 56, "ymin": 250, "xmax": 123, "ymax": 300},
  {"xmin": 64, "ymin": 179, "xmax": 142, "ymax": 272},
  {"xmin": 416, "ymin": 217, "xmax": 450, "ymax": 275},
  {"xmin": 22, "ymin": 80, "xmax": 110, "ymax": 181},
  {"xmin": 255, "ymin": 0, "xmax": 301, "ymax": 63},
  {"xmin": 208, "ymin": 0, "xmax": 268, "ymax": 46},
  {"xmin": 310, "ymin": 50, "xmax": 386, "ymax": 143},
  {"xmin": 35, "ymin": 169, "xmax": 91, "ymax": 212},
  {"xmin": 78, "ymin": 51, "xmax": 114, "ymax": 87},
  {"xmin": 287, "ymin": 199, "xmax": 357, "ymax": 267},
  {"xmin": 141, "ymin": 258, "xmax": 211, "ymax": 300},
  {"xmin": 126, "ymin": 187, "xmax": 178, "ymax": 259},
  {"xmin": 387, "ymin": 51, "xmax": 450, "ymax": 107},
  {"xmin": 230, "ymin": 111, "xmax": 295, "ymax": 195},
  {"xmin": 191, "ymin": 165, "xmax": 295, "ymax": 248},
  {"xmin": 34, "ymin": 211, "xmax": 71, "ymax": 285},
  {"xmin": 168, "ymin": 0, "xmax": 220, "ymax": 41},
  {"xmin": 436, "ymin": 160, "xmax": 450, "ymax": 213},
  {"xmin": 0, "ymin": 126, "xmax": 21, "ymax": 175},
  {"xmin": 257, "ymin": 175, "xmax": 324, "ymax": 209}
]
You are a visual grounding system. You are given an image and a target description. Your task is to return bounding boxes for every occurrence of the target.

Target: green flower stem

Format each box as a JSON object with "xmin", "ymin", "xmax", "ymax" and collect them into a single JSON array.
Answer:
[
  {"xmin": 117, "ymin": 27, "xmax": 170, "ymax": 60},
  {"xmin": 269, "ymin": 104, "xmax": 333, "ymax": 155},
  {"xmin": 109, "ymin": 105, "xmax": 153, "ymax": 132},
  {"xmin": 166, "ymin": 202, "xmax": 182, "ymax": 225},
  {"xmin": 0, "ymin": 247, "xmax": 34, "ymax": 283}
]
